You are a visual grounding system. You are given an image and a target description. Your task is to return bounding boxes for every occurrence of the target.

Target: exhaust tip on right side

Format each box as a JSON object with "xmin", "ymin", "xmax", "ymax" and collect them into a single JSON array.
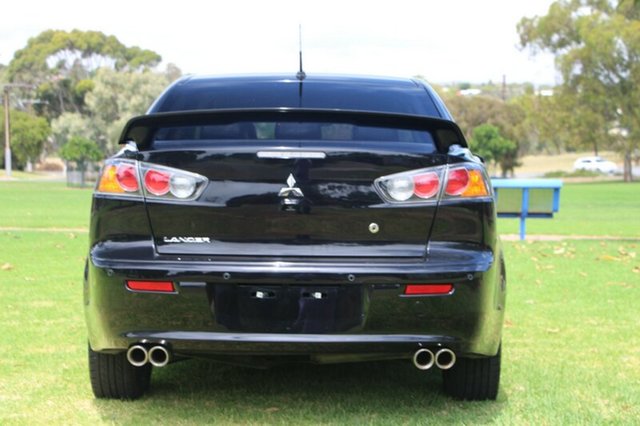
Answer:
[{"xmin": 412, "ymin": 349, "xmax": 435, "ymax": 370}]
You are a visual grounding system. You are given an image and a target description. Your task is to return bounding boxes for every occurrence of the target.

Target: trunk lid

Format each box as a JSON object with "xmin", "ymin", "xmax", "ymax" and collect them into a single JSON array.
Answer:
[{"xmin": 124, "ymin": 110, "xmax": 465, "ymax": 258}]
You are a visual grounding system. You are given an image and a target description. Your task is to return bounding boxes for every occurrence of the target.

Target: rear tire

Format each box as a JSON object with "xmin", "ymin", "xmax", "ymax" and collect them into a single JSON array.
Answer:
[
  {"xmin": 442, "ymin": 345, "xmax": 501, "ymax": 400},
  {"xmin": 88, "ymin": 345, "xmax": 152, "ymax": 399}
]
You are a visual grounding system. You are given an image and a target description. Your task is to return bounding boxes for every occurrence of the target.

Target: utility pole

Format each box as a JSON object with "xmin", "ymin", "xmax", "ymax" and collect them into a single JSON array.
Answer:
[
  {"xmin": 3, "ymin": 86, "xmax": 10, "ymax": 177},
  {"xmin": 2, "ymin": 83, "xmax": 35, "ymax": 177}
]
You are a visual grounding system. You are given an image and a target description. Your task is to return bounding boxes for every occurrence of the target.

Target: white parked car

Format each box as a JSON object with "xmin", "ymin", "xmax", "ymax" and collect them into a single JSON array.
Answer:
[{"xmin": 573, "ymin": 156, "xmax": 618, "ymax": 174}]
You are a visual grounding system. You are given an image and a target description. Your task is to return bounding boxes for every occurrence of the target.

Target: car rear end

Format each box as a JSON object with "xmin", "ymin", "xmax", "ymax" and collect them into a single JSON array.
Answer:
[{"xmin": 85, "ymin": 75, "xmax": 505, "ymax": 400}]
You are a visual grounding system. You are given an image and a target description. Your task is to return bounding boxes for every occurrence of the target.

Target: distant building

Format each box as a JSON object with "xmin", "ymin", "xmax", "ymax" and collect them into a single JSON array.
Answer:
[
  {"xmin": 457, "ymin": 88, "xmax": 482, "ymax": 96},
  {"xmin": 536, "ymin": 89, "xmax": 554, "ymax": 97}
]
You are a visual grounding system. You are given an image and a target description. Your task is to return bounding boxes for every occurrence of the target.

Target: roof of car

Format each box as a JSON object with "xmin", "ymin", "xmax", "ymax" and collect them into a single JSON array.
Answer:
[
  {"xmin": 575, "ymin": 156, "xmax": 606, "ymax": 162},
  {"xmin": 178, "ymin": 73, "xmax": 423, "ymax": 87},
  {"xmin": 149, "ymin": 73, "xmax": 451, "ymax": 119}
]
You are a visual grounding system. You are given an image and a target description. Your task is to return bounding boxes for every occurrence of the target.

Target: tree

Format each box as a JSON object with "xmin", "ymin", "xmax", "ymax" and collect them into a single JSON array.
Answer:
[
  {"xmin": 51, "ymin": 112, "xmax": 94, "ymax": 152},
  {"xmin": 83, "ymin": 68, "xmax": 175, "ymax": 153},
  {"xmin": 50, "ymin": 66, "xmax": 177, "ymax": 156},
  {"xmin": 7, "ymin": 30, "xmax": 162, "ymax": 119},
  {"xmin": 443, "ymin": 95, "xmax": 525, "ymax": 145},
  {"xmin": 518, "ymin": 0, "xmax": 640, "ymax": 181},
  {"xmin": 441, "ymin": 94, "xmax": 526, "ymax": 173},
  {"xmin": 470, "ymin": 124, "xmax": 519, "ymax": 177},
  {"xmin": 513, "ymin": 92, "xmax": 572, "ymax": 154},
  {"xmin": 0, "ymin": 108, "xmax": 51, "ymax": 171},
  {"xmin": 59, "ymin": 136, "xmax": 103, "ymax": 186}
]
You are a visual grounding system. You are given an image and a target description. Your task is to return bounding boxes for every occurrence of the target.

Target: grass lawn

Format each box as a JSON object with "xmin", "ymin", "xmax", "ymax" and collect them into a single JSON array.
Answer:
[
  {"xmin": 497, "ymin": 181, "xmax": 640, "ymax": 237},
  {"xmin": 1, "ymin": 181, "xmax": 639, "ymax": 424},
  {"xmin": 0, "ymin": 182, "xmax": 92, "ymax": 230}
]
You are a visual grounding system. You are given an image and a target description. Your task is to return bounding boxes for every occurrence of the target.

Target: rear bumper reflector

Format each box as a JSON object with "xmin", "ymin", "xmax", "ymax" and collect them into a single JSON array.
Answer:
[
  {"xmin": 126, "ymin": 280, "xmax": 175, "ymax": 293},
  {"xmin": 404, "ymin": 284, "xmax": 453, "ymax": 295}
]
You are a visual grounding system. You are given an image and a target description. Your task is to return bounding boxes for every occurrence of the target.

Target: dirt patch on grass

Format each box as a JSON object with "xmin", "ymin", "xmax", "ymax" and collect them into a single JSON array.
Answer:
[{"xmin": 514, "ymin": 151, "xmax": 621, "ymax": 177}]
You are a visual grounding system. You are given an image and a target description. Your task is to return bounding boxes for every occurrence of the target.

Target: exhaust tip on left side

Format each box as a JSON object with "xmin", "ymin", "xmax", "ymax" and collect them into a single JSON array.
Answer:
[
  {"xmin": 126, "ymin": 345, "xmax": 149, "ymax": 367},
  {"xmin": 148, "ymin": 345, "xmax": 171, "ymax": 367}
]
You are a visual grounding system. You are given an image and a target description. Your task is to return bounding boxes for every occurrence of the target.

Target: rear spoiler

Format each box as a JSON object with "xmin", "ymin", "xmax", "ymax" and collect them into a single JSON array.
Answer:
[{"xmin": 118, "ymin": 108, "xmax": 468, "ymax": 152}]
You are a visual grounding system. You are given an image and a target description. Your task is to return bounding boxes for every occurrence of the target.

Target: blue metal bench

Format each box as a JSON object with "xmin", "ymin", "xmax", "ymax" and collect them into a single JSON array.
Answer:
[{"xmin": 492, "ymin": 179, "xmax": 563, "ymax": 240}]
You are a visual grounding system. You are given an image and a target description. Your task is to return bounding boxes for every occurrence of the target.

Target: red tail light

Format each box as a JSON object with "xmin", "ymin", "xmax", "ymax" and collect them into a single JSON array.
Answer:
[
  {"xmin": 126, "ymin": 280, "xmax": 175, "ymax": 293},
  {"xmin": 375, "ymin": 163, "xmax": 490, "ymax": 204},
  {"xmin": 413, "ymin": 172, "xmax": 440, "ymax": 199},
  {"xmin": 116, "ymin": 164, "xmax": 139, "ymax": 192},
  {"xmin": 445, "ymin": 168, "xmax": 469, "ymax": 196},
  {"xmin": 96, "ymin": 160, "xmax": 207, "ymax": 200},
  {"xmin": 404, "ymin": 284, "xmax": 454, "ymax": 295},
  {"xmin": 144, "ymin": 169, "xmax": 171, "ymax": 196}
]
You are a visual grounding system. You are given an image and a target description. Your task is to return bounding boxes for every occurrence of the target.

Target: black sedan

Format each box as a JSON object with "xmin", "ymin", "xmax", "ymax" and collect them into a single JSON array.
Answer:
[{"xmin": 85, "ymin": 74, "xmax": 506, "ymax": 400}]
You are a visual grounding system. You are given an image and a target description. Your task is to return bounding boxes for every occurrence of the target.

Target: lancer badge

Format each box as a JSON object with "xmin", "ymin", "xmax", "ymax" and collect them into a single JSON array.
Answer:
[
  {"xmin": 163, "ymin": 236, "xmax": 211, "ymax": 243},
  {"xmin": 278, "ymin": 173, "xmax": 304, "ymax": 198}
]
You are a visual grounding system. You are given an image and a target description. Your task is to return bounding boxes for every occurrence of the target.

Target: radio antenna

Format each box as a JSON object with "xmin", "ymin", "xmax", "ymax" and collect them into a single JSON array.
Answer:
[{"xmin": 296, "ymin": 25, "xmax": 306, "ymax": 81}]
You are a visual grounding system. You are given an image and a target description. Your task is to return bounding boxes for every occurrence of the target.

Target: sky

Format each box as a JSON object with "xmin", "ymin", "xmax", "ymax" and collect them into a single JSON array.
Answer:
[{"xmin": 1, "ymin": 0, "xmax": 559, "ymax": 86}]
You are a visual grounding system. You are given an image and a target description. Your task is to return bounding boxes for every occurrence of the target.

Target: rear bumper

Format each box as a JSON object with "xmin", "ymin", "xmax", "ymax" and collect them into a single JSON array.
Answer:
[
  {"xmin": 123, "ymin": 331, "xmax": 460, "ymax": 353},
  {"xmin": 85, "ymin": 243, "xmax": 505, "ymax": 360}
]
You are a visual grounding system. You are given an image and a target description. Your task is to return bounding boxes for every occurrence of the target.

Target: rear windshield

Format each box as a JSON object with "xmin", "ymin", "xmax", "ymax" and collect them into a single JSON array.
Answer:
[{"xmin": 151, "ymin": 121, "xmax": 436, "ymax": 151}]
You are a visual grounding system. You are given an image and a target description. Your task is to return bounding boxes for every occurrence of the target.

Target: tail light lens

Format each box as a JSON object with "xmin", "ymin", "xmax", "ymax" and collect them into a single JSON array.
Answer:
[
  {"xmin": 97, "ymin": 164, "xmax": 127, "ymax": 194},
  {"xmin": 116, "ymin": 164, "xmax": 139, "ymax": 192},
  {"xmin": 96, "ymin": 159, "xmax": 207, "ymax": 200},
  {"xmin": 169, "ymin": 175, "xmax": 198, "ymax": 199},
  {"xmin": 144, "ymin": 169, "xmax": 171, "ymax": 196},
  {"xmin": 414, "ymin": 172, "xmax": 440, "ymax": 199},
  {"xmin": 459, "ymin": 169, "xmax": 490, "ymax": 197},
  {"xmin": 445, "ymin": 168, "xmax": 469, "ymax": 196},
  {"xmin": 375, "ymin": 163, "xmax": 490, "ymax": 204},
  {"xmin": 386, "ymin": 176, "xmax": 414, "ymax": 201}
]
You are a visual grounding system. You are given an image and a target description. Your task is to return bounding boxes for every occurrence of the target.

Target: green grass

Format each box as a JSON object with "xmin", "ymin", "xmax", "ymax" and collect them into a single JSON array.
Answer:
[
  {"xmin": 1, "ymin": 233, "xmax": 638, "ymax": 424},
  {"xmin": 497, "ymin": 181, "xmax": 640, "ymax": 237},
  {"xmin": 0, "ymin": 182, "xmax": 92, "ymax": 229},
  {"xmin": 1, "ymin": 180, "xmax": 640, "ymax": 424},
  {"xmin": 542, "ymin": 169, "xmax": 600, "ymax": 178},
  {"xmin": 0, "ymin": 170, "xmax": 62, "ymax": 180}
]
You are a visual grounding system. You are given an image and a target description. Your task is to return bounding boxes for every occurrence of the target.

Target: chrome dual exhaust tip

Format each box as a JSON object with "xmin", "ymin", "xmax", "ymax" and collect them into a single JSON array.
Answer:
[
  {"xmin": 126, "ymin": 344, "xmax": 171, "ymax": 367},
  {"xmin": 148, "ymin": 345, "xmax": 170, "ymax": 367},
  {"xmin": 435, "ymin": 348, "xmax": 456, "ymax": 370},
  {"xmin": 126, "ymin": 345, "xmax": 149, "ymax": 367},
  {"xmin": 412, "ymin": 348, "xmax": 456, "ymax": 370},
  {"xmin": 412, "ymin": 349, "xmax": 435, "ymax": 370}
]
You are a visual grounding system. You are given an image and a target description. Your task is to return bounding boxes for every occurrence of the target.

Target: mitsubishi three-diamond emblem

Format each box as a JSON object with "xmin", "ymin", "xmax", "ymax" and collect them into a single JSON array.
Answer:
[
  {"xmin": 287, "ymin": 173, "xmax": 296, "ymax": 188},
  {"xmin": 278, "ymin": 173, "xmax": 304, "ymax": 198}
]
